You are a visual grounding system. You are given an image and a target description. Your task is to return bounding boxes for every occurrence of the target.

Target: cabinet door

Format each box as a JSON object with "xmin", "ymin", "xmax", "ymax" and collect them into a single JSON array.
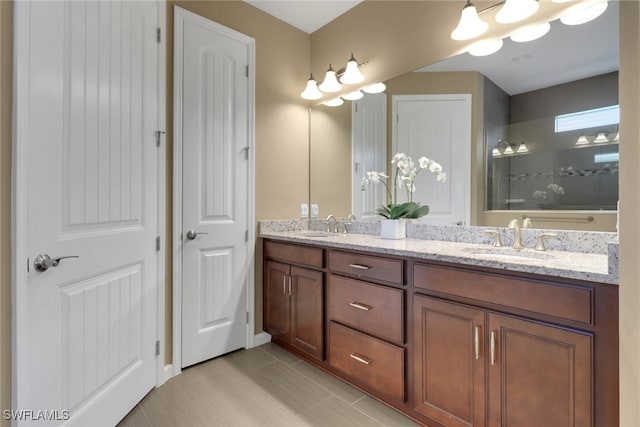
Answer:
[
  {"xmin": 413, "ymin": 295, "xmax": 486, "ymax": 427},
  {"xmin": 264, "ymin": 261, "xmax": 291, "ymax": 342},
  {"xmin": 290, "ymin": 266, "xmax": 324, "ymax": 359},
  {"xmin": 487, "ymin": 313, "xmax": 593, "ymax": 427}
]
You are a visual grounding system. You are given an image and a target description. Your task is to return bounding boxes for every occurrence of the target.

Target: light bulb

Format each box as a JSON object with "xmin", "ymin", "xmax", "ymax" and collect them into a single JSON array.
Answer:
[
  {"xmin": 362, "ymin": 82, "xmax": 386, "ymax": 93},
  {"xmin": 561, "ymin": 0, "xmax": 608, "ymax": 26},
  {"xmin": 300, "ymin": 74, "xmax": 323, "ymax": 100},
  {"xmin": 342, "ymin": 90, "xmax": 364, "ymax": 101},
  {"xmin": 323, "ymin": 97, "xmax": 344, "ymax": 107},
  {"xmin": 468, "ymin": 38, "xmax": 503, "ymax": 56},
  {"xmin": 319, "ymin": 65, "xmax": 342, "ymax": 93},
  {"xmin": 451, "ymin": 1, "xmax": 489, "ymax": 41},
  {"xmin": 496, "ymin": 0, "xmax": 539, "ymax": 24},
  {"xmin": 339, "ymin": 54, "xmax": 365, "ymax": 84}
]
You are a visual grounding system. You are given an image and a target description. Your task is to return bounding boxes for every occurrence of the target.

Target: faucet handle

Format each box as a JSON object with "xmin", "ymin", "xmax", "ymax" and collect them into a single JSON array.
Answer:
[
  {"xmin": 485, "ymin": 230, "xmax": 503, "ymax": 247},
  {"xmin": 508, "ymin": 218, "xmax": 519, "ymax": 229},
  {"xmin": 522, "ymin": 217, "xmax": 533, "ymax": 228},
  {"xmin": 535, "ymin": 233, "xmax": 559, "ymax": 251}
]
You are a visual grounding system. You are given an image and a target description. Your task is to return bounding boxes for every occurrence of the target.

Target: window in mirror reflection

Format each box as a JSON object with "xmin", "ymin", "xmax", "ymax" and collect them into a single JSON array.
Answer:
[{"xmin": 487, "ymin": 72, "xmax": 618, "ymax": 212}]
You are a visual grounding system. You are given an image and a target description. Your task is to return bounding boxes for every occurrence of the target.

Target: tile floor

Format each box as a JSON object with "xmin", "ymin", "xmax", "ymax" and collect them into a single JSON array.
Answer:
[{"xmin": 118, "ymin": 342, "xmax": 418, "ymax": 427}]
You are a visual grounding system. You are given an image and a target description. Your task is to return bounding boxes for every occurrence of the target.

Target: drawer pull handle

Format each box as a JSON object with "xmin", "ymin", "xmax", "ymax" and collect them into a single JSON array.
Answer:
[
  {"xmin": 349, "ymin": 302, "xmax": 372, "ymax": 311},
  {"xmin": 348, "ymin": 263, "xmax": 370, "ymax": 270},
  {"xmin": 474, "ymin": 325, "xmax": 481, "ymax": 360},
  {"xmin": 490, "ymin": 330, "xmax": 497, "ymax": 366},
  {"xmin": 349, "ymin": 353, "xmax": 372, "ymax": 365},
  {"xmin": 282, "ymin": 275, "xmax": 287, "ymax": 295}
]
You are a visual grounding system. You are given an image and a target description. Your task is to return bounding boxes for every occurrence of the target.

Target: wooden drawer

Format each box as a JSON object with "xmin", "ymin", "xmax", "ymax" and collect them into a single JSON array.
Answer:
[
  {"xmin": 328, "ymin": 274, "xmax": 403, "ymax": 343},
  {"xmin": 329, "ymin": 322, "xmax": 405, "ymax": 402},
  {"xmin": 264, "ymin": 240, "xmax": 323, "ymax": 269},
  {"xmin": 328, "ymin": 250, "xmax": 403, "ymax": 285},
  {"xmin": 413, "ymin": 263, "xmax": 593, "ymax": 325}
]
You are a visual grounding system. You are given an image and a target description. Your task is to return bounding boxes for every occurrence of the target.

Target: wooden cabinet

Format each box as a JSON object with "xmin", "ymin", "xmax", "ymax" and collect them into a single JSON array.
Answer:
[
  {"xmin": 413, "ymin": 295, "xmax": 593, "ymax": 427},
  {"xmin": 263, "ymin": 241, "xmax": 324, "ymax": 360}
]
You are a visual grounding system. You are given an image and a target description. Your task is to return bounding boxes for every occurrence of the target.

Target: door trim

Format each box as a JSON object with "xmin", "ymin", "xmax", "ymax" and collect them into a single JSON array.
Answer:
[
  {"xmin": 11, "ymin": 0, "xmax": 167, "ymax": 410},
  {"xmin": 172, "ymin": 6, "xmax": 256, "ymax": 375}
]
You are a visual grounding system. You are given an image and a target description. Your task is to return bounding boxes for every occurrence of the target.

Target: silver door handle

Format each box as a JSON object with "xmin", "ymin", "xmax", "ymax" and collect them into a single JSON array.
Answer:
[
  {"xmin": 186, "ymin": 230, "xmax": 209, "ymax": 240},
  {"xmin": 34, "ymin": 254, "xmax": 79, "ymax": 272}
]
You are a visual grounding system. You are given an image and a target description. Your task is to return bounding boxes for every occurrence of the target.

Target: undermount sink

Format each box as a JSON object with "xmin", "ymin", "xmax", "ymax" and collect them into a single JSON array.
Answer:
[{"xmin": 460, "ymin": 247, "xmax": 552, "ymax": 261}]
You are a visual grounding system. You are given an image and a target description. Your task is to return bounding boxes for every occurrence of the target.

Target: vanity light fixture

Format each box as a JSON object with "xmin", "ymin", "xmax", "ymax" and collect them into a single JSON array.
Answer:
[
  {"xmin": 593, "ymin": 132, "xmax": 609, "ymax": 143},
  {"xmin": 560, "ymin": 0, "xmax": 608, "ymax": 26},
  {"xmin": 323, "ymin": 97, "xmax": 344, "ymax": 107},
  {"xmin": 516, "ymin": 142, "xmax": 530, "ymax": 153},
  {"xmin": 510, "ymin": 22, "xmax": 551, "ymax": 42},
  {"xmin": 613, "ymin": 131, "xmax": 620, "ymax": 142},
  {"xmin": 318, "ymin": 64, "xmax": 342, "ymax": 93},
  {"xmin": 340, "ymin": 54, "xmax": 365, "ymax": 84},
  {"xmin": 575, "ymin": 134, "xmax": 590, "ymax": 145},
  {"xmin": 300, "ymin": 74, "xmax": 323, "ymax": 100},
  {"xmin": 342, "ymin": 90, "xmax": 364, "ymax": 101},
  {"xmin": 451, "ymin": 0, "xmax": 489, "ymax": 41},
  {"xmin": 495, "ymin": 0, "xmax": 539, "ymax": 24},
  {"xmin": 503, "ymin": 144, "xmax": 515, "ymax": 155},
  {"xmin": 362, "ymin": 82, "xmax": 387, "ymax": 94},
  {"xmin": 468, "ymin": 38, "xmax": 503, "ymax": 56},
  {"xmin": 492, "ymin": 147, "xmax": 502, "ymax": 157}
]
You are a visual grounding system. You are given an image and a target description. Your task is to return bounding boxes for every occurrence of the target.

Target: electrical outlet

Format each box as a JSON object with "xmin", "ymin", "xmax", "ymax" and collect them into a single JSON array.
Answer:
[
  {"xmin": 311, "ymin": 204, "xmax": 319, "ymax": 218},
  {"xmin": 300, "ymin": 203, "xmax": 309, "ymax": 218}
]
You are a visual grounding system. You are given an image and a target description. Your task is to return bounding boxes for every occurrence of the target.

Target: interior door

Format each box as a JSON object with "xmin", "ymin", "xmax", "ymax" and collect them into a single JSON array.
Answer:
[
  {"xmin": 352, "ymin": 93, "xmax": 387, "ymax": 219},
  {"xmin": 15, "ymin": 1, "xmax": 160, "ymax": 425},
  {"xmin": 176, "ymin": 7, "xmax": 251, "ymax": 368},
  {"xmin": 393, "ymin": 94, "xmax": 471, "ymax": 226}
]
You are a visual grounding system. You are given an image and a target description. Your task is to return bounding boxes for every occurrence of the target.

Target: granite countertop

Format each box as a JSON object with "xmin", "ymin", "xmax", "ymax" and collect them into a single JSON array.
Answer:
[{"xmin": 259, "ymin": 229, "xmax": 617, "ymax": 285}]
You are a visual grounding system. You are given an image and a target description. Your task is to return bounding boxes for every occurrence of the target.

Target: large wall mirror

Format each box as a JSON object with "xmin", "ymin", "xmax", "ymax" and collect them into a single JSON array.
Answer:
[{"xmin": 310, "ymin": 1, "xmax": 619, "ymax": 231}]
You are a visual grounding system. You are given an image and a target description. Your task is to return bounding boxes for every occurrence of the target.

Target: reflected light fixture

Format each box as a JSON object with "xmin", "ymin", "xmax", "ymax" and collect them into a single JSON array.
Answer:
[
  {"xmin": 614, "ymin": 131, "xmax": 620, "ymax": 142},
  {"xmin": 318, "ymin": 64, "xmax": 342, "ymax": 93},
  {"xmin": 575, "ymin": 134, "xmax": 590, "ymax": 145},
  {"xmin": 451, "ymin": 0, "xmax": 488, "ymax": 41},
  {"xmin": 362, "ymin": 82, "xmax": 386, "ymax": 93},
  {"xmin": 496, "ymin": 0, "xmax": 539, "ymax": 24},
  {"xmin": 339, "ymin": 54, "xmax": 365, "ymax": 84},
  {"xmin": 323, "ymin": 97, "xmax": 344, "ymax": 107},
  {"xmin": 503, "ymin": 145, "xmax": 515, "ymax": 155},
  {"xmin": 510, "ymin": 22, "xmax": 551, "ymax": 42},
  {"xmin": 492, "ymin": 148, "xmax": 502, "ymax": 157},
  {"xmin": 342, "ymin": 90, "xmax": 364, "ymax": 101},
  {"xmin": 560, "ymin": 0, "xmax": 608, "ymax": 26},
  {"xmin": 516, "ymin": 143, "xmax": 530, "ymax": 154},
  {"xmin": 468, "ymin": 38, "xmax": 503, "ymax": 56},
  {"xmin": 593, "ymin": 132, "xmax": 609, "ymax": 143},
  {"xmin": 300, "ymin": 74, "xmax": 323, "ymax": 100}
]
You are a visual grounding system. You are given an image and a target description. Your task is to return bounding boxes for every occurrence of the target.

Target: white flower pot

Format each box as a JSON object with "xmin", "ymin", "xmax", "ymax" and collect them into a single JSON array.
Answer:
[{"xmin": 380, "ymin": 218, "xmax": 406, "ymax": 239}]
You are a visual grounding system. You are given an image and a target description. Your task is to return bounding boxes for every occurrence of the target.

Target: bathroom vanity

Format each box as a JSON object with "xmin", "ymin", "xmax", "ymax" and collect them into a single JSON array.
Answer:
[{"xmin": 261, "ymin": 223, "xmax": 618, "ymax": 427}]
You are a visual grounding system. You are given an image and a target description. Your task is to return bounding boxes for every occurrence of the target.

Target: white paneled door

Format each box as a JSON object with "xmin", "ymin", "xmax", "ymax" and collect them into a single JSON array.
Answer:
[
  {"xmin": 393, "ymin": 95, "xmax": 471, "ymax": 226},
  {"xmin": 175, "ymin": 8, "xmax": 253, "ymax": 368},
  {"xmin": 14, "ymin": 1, "xmax": 161, "ymax": 425}
]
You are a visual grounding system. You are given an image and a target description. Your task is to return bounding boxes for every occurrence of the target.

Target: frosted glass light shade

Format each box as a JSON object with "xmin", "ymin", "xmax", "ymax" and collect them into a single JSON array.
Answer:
[
  {"xmin": 516, "ymin": 143, "xmax": 529, "ymax": 154},
  {"xmin": 451, "ymin": 2, "xmax": 488, "ymax": 40},
  {"xmin": 340, "ymin": 54, "xmax": 365, "ymax": 84},
  {"xmin": 300, "ymin": 74, "xmax": 322, "ymax": 100},
  {"xmin": 323, "ymin": 97, "xmax": 344, "ymax": 107},
  {"xmin": 496, "ymin": 0, "xmax": 539, "ymax": 24},
  {"xmin": 575, "ymin": 134, "xmax": 590, "ymax": 145},
  {"xmin": 593, "ymin": 132, "xmax": 609, "ymax": 143},
  {"xmin": 362, "ymin": 82, "xmax": 386, "ymax": 93},
  {"xmin": 319, "ymin": 65, "xmax": 342, "ymax": 93},
  {"xmin": 614, "ymin": 131, "xmax": 620, "ymax": 141},
  {"xmin": 492, "ymin": 148, "xmax": 502, "ymax": 157},
  {"xmin": 503, "ymin": 145, "xmax": 515, "ymax": 155},
  {"xmin": 510, "ymin": 22, "xmax": 551, "ymax": 42},
  {"xmin": 342, "ymin": 90, "xmax": 364, "ymax": 101},
  {"xmin": 561, "ymin": 0, "xmax": 608, "ymax": 26},
  {"xmin": 468, "ymin": 38, "xmax": 503, "ymax": 56}
]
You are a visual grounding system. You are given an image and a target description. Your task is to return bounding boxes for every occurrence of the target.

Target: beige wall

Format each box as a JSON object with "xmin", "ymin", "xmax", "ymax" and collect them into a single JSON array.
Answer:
[
  {"xmin": 619, "ymin": 1, "xmax": 640, "ymax": 425},
  {"xmin": 0, "ymin": 1, "xmax": 12, "ymax": 425}
]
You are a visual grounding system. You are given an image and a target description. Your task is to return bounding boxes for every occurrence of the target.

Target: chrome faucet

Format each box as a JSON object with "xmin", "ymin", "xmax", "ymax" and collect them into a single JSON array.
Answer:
[
  {"xmin": 508, "ymin": 219, "xmax": 525, "ymax": 250},
  {"xmin": 326, "ymin": 214, "xmax": 338, "ymax": 233},
  {"xmin": 343, "ymin": 214, "xmax": 356, "ymax": 234}
]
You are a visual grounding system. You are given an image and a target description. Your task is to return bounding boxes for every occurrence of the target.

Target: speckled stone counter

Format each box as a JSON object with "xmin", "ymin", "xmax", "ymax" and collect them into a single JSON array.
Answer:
[{"xmin": 259, "ymin": 220, "xmax": 618, "ymax": 285}]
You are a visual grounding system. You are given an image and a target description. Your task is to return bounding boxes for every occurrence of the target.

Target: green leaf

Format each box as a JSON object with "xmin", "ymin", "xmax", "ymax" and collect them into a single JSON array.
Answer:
[{"xmin": 377, "ymin": 202, "xmax": 430, "ymax": 219}]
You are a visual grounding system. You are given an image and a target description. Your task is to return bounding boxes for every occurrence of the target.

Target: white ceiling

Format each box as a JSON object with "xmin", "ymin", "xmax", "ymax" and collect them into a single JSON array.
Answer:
[
  {"xmin": 243, "ymin": 0, "xmax": 363, "ymax": 33},
  {"xmin": 244, "ymin": 0, "xmax": 619, "ymax": 95},
  {"xmin": 418, "ymin": 1, "xmax": 619, "ymax": 95}
]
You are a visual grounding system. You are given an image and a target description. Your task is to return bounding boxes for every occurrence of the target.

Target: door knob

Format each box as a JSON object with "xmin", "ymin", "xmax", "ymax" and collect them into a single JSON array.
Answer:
[
  {"xmin": 186, "ymin": 230, "xmax": 209, "ymax": 240},
  {"xmin": 34, "ymin": 254, "xmax": 79, "ymax": 272}
]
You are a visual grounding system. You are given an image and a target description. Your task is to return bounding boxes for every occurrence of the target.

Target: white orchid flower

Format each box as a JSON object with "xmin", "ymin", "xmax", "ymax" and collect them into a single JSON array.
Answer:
[
  {"xmin": 391, "ymin": 152, "xmax": 407, "ymax": 164},
  {"xmin": 429, "ymin": 162, "xmax": 443, "ymax": 174},
  {"xmin": 418, "ymin": 157, "xmax": 431, "ymax": 169},
  {"xmin": 436, "ymin": 172, "xmax": 447, "ymax": 183}
]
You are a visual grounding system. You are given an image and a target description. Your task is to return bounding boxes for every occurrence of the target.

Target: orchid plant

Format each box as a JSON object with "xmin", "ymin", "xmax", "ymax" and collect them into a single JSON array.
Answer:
[{"xmin": 361, "ymin": 152, "xmax": 447, "ymax": 219}]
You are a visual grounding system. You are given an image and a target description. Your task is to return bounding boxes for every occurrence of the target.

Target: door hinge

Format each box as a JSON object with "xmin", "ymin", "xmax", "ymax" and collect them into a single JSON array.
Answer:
[
  {"xmin": 156, "ymin": 130, "xmax": 165, "ymax": 147},
  {"xmin": 355, "ymin": 104, "xmax": 358, "ymax": 113},
  {"xmin": 242, "ymin": 146, "xmax": 250, "ymax": 160},
  {"xmin": 246, "ymin": 311, "xmax": 249, "ymax": 324},
  {"xmin": 156, "ymin": 28, "xmax": 161, "ymax": 43},
  {"xmin": 27, "ymin": 257, "xmax": 30, "ymax": 273},
  {"xmin": 155, "ymin": 340, "xmax": 160, "ymax": 357},
  {"xmin": 245, "ymin": 229, "xmax": 249, "ymax": 242},
  {"xmin": 156, "ymin": 236, "xmax": 161, "ymax": 252},
  {"xmin": 245, "ymin": 65, "xmax": 249, "ymax": 77}
]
